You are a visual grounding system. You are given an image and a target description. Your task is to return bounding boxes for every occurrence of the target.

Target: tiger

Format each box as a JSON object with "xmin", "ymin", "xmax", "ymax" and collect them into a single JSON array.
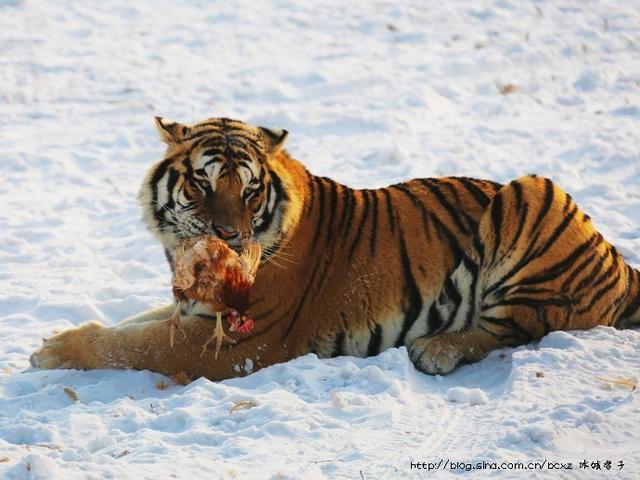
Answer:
[{"xmin": 30, "ymin": 116, "xmax": 640, "ymax": 381}]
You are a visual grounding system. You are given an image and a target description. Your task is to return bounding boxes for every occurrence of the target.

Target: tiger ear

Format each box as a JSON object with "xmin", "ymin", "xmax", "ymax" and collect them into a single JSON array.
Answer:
[
  {"xmin": 259, "ymin": 126, "xmax": 289, "ymax": 153},
  {"xmin": 154, "ymin": 116, "xmax": 189, "ymax": 144}
]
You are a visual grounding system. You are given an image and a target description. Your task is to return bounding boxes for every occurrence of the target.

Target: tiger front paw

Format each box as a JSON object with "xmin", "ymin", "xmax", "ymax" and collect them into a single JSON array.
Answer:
[
  {"xmin": 409, "ymin": 335, "xmax": 464, "ymax": 375},
  {"xmin": 30, "ymin": 321, "xmax": 104, "ymax": 370}
]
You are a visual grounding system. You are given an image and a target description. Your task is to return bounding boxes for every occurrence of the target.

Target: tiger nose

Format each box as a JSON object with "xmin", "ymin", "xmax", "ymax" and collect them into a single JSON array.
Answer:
[{"xmin": 213, "ymin": 224, "xmax": 239, "ymax": 240}]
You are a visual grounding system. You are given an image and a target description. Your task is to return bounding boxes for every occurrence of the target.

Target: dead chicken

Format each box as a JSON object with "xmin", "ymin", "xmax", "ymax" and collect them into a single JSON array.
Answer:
[{"xmin": 167, "ymin": 236, "xmax": 261, "ymax": 358}]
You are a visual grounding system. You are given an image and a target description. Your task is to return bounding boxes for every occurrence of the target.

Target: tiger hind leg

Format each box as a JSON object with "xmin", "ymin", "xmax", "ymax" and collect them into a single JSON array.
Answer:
[
  {"xmin": 411, "ymin": 175, "xmax": 633, "ymax": 375},
  {"xmin": 408, "ymin": 251, "xmax": 488, "ymax": 375}
]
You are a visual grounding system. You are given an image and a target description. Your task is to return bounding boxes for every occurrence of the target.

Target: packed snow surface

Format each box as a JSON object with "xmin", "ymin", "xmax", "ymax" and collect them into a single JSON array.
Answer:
[{"xmin": 1, "ymin": 0, "xmax": 640, "ymax": 478}]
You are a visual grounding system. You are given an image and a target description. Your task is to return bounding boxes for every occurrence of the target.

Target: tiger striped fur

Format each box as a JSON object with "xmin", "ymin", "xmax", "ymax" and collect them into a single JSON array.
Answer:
[{"xmin": 30, "ymin": 117, "xmax": 640, "ymax": 380}]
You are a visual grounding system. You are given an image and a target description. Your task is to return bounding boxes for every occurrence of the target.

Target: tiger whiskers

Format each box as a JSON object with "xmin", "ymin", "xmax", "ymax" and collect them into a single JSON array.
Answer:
[
  {"xmin": 261, "ymin": 254, "xmax": 289, "ymax": 269},
  {"xmin": 261, "ymin": 243, "xmax": 298, "ymax": 267},
  {"xmin": 264, "ymin": 247, "xmax": 297, "ymax": 261},
  {"xmin": 268, "ymin": 252, "xmax": 298, "ymax": 266},
  {"xmin": 267, "ymin": 243, "xmax": 296, "ymax": 256},
  {"xmin": 151, "ymin": 200, "xmax": 208, "ymax": 238}
]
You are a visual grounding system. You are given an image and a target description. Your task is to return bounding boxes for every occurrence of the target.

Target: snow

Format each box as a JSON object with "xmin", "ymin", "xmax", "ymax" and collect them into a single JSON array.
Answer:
[
  {"xmin": 1, "ymin": 0, "xmax": 640, "ymax": 478},
  {"xmin": 445, "ymin": 387, "xmax": 490, "ymax": 406}
]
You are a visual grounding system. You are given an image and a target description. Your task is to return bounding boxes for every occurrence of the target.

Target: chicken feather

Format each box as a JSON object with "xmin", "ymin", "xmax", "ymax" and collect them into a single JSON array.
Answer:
[{"xmin": 167, "ymin": 236, "xmax": 261, "ymax": 358}]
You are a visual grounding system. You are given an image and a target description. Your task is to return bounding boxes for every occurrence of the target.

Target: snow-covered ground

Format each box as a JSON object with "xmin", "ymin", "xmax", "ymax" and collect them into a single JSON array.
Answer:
[{"xmin": 1, "ymin": 0, "xmax": 640, "ymax": 478}]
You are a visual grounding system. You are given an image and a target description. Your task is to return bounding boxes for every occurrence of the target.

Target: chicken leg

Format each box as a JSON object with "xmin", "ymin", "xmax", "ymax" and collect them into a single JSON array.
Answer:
[
  {"xmin": 200, "ymin": 311, "xmax": 236, "ymax": 359},
  {"xmin": 163, "ymin": 302, "xmax": 187, "ymax": 348}
]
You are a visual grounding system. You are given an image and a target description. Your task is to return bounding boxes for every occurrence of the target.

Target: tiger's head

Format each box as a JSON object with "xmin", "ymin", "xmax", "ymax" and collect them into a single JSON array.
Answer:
[{"xmin": 139, "ymin": 116, "xmax": 306, "ymax": 265}]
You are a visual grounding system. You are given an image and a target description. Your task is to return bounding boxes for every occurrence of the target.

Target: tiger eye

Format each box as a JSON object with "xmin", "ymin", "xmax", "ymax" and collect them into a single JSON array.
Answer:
[
  {"xmin": 248, "ymin": 194, "xmax": 262, "ymax": 212},
  {"xmin": 193, "ymin": 178, "xmax": 210, "ymax": 191}
]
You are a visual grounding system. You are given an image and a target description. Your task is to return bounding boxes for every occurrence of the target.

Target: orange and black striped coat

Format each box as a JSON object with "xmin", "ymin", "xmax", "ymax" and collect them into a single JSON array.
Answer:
[{"xmin": 30, "ymin": 117, "xmax": 640, "ymax": 380}]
